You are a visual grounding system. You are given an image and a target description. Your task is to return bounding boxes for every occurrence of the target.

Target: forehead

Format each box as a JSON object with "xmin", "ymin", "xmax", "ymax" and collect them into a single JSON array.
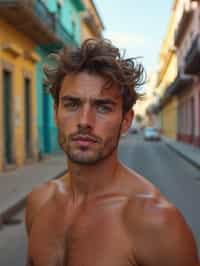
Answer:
[{"xmin": 60, "ymin": 72, "xmax": 121, "ymax": 100}]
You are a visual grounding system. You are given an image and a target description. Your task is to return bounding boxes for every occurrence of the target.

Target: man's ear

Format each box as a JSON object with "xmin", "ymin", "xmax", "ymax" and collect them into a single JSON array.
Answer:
[{"xmin": 121, "ymin": 109, "xmax": 134, "ymax": 135}]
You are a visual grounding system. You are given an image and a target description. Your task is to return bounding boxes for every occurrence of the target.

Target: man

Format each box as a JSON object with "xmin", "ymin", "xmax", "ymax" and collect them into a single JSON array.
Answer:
[{"xmin": 26, "ymin": 39, "xmax": 199, "ymax": 266}]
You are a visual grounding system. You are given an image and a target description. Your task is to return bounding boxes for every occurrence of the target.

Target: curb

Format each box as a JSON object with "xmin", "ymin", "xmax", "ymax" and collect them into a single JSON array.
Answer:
[
  {"xmin": 165, "ymin": 142, "xmax": 200, "ymax": 169},
  {"xmin": 0, "ymin": 169, "xmax": 68, "ymax": 227},
  {"xmin": 0, "ymin": 196, "xmax": 27, "ymax": 227}
]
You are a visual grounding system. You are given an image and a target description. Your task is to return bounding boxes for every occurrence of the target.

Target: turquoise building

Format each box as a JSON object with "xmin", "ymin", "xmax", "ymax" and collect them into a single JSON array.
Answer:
[{"xmin": 36, "ymin": 0, "xmax": 85, "ymax": 155}]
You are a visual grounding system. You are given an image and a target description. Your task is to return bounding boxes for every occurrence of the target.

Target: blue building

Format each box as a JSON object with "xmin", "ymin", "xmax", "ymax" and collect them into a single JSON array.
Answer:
[{"xmin": 36, "ymin": 0, "xmax": 85, "ymax": 155}]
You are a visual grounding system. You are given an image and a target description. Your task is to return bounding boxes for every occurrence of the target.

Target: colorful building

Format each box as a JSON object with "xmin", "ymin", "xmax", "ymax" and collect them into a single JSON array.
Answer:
[
  {"xmin": 0, "ymin": 0, "xmax": 85, "ymax": 172},
  {"xmin": 170, "ymin": 0, "xmax": 200, "ymax": 146},
  {"xmin": 0, "ymin": 3, "xmax": 40, "ymax": 171},
  {"xmin": 36, "ymin": 0, "xmax": 85, "ymax": 156},
  {"xmin": 153, "ymin": 1, "xmax": 178, "ymax": 139},
  {"xmin": 151, "ymin": 0, "xmax": 200, "ymax": 147}
]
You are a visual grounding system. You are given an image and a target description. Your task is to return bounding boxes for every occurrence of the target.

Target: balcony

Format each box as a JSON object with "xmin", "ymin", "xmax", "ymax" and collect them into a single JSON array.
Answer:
[
  {"xmin": 185, "ymin": 35, "xmax": 200, "ymax": 74},
  {"xmin": 169, "ymin": 73, "xmax": 194, "ymax": 95},
  {"xmin": 55, "ymin": 19, "xmax": 78, "ymax": 48},
  {"xmin": 83, "ymin": 10, "xmax": 102, "ymax": 38},
  {"xmin": 174, "ymin": 7, "xmax": 193, "ymax": 47},
  {"xmin": 0, "ymin": 0, "xmax": 58, "ymax": 44}
]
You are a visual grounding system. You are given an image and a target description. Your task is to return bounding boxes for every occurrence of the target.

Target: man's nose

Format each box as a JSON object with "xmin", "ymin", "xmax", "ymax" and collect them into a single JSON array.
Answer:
[{"xmin": 78, "ymin": 104, "xmax": 95, "ymax": 129}]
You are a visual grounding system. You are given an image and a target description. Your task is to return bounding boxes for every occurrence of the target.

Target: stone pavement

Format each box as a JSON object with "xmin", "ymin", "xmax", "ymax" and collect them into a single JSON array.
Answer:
[{"xmin": 0, "ymin": 154, "xmax": 67, "ymax": 225}]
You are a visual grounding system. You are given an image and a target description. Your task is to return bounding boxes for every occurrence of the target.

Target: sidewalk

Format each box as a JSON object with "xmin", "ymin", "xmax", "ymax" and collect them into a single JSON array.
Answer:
[
  {"xmin": 0, "ymin": 154, "xmax": 67, "ymax": 225},
  {"xmin": 162, "ymin": 136, "xmax": 200, "ymax": 169}
]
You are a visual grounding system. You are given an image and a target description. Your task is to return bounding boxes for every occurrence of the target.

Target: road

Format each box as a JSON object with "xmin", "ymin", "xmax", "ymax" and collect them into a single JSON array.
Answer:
[{"xmin": 0, "ymin": 133, "xmax": 200, "ymax": 264}]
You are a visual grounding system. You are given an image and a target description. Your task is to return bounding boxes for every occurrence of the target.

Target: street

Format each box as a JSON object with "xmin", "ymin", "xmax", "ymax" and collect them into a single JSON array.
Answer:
[{"xmin": 0, "ymin": 133, "xmax": 200, "ymax": 264}]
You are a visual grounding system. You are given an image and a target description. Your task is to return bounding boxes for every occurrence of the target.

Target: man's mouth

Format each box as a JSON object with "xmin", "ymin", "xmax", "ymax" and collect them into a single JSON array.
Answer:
[{"xmin": 72, "ymin": 135, "xmax": 98, "ymax": 146}]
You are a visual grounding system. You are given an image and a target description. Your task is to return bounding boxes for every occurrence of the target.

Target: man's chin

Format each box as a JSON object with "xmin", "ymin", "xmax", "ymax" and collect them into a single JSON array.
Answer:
[
  {"xmin": 65, "ymin": 149, "xmax": 99, "ymax": 165},
  {"xmin": 68, "ymin": 156, "xmax": 101, "ymax": 165}
]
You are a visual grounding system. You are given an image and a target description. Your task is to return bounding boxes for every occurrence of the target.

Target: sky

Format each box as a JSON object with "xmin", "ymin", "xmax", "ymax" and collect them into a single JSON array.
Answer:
[{"xmin": 94, "ymin": 0, "xmax": 174, "ymax": 79}]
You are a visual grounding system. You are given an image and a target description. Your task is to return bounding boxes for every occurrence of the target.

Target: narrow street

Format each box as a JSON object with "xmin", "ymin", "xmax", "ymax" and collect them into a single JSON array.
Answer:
[{"xmin": 0, "ymin": 133, "xmax": 200, "ymax": 265}]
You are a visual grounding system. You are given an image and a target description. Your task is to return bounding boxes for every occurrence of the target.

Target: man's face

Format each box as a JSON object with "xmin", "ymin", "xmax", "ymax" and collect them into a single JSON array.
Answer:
[{"xmin": 54, "ymin": 72, "xmax": 133, "ymax": 165}]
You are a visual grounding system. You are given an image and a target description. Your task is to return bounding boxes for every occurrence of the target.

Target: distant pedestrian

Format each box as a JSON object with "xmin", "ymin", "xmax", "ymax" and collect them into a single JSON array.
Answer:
[{"xmin": 25, "ymin": 38, "xmax": 199, "ymax": 266}]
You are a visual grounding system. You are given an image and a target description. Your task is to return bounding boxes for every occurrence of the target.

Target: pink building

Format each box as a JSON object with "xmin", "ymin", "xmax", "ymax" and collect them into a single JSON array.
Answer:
[{"xmin": 173, "ymin": 0, "xmax": 200, "ymax": 147}]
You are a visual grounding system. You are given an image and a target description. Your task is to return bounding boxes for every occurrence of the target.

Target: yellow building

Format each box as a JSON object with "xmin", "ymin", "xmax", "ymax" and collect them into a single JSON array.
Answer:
[
  {"xmin": 0, "ymin": 19, "xmax": 40, "ymax": 171},
  {"xmin": 155, "ymin": 2, "xmax": 178, "ymax": 139},
  {"xmin": 81, "ymin": 0, "xmax": 104, "ymax": 41}
]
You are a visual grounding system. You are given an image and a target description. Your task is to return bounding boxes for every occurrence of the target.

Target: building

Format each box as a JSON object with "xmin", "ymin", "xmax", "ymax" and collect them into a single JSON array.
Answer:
[
  {"xmin": 171, "ymin": 0, "xmax": 200, "ymax": 146},
  {"xmin": 0, "ymin": 1, "xmax": 40, "ymax": 171},
  {"xmin": 81, "ymin": 0, "xmax": 104, "ymax": 41},
  {"xmin": 150, "ymin": 0, "xmax": 200, "ymax": 146},
  {"xmin": 36, "ymin": 0, "xmax": 85, "ymax": 156},
  {"xmin": 0, "ymin": 0, "xmax": 86, "ymax": 171},
  {"xmin": 152, "ymin": 1, "xmax": 178, "ymax": 139}
]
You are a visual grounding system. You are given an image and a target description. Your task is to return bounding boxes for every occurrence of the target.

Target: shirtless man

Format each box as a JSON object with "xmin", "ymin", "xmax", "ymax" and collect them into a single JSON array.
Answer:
[{"xmin": 25, "ymin": 39, "xmax": 199, "ymax": 266}]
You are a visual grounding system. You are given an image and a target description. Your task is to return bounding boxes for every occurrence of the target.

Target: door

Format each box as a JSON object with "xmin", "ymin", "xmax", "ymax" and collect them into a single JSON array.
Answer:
[
  {"xmin": 3, "ymin": 70, "xmax": 14, "ymax": 164},
  {"xmin": 24, "ymin": 77, "xmax": 32, "ymax": 159}
]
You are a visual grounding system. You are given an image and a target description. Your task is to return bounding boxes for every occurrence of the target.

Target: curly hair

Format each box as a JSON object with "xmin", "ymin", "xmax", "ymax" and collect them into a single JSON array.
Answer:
[{"xmin": 44, "ymin": 38, "xmax": 146, "ymax": 114}]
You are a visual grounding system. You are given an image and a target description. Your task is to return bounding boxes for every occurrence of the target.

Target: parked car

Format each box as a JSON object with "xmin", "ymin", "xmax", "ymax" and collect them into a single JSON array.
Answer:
[{"xmin": 144, "ymin": 127, "xmax": 160, "ymax": 141}]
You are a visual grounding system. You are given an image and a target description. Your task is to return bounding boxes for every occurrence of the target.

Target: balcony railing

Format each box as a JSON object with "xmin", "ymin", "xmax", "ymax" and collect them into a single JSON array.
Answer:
[
  {"xmin": 174, "ymin": 7, "xmax": 193, "ymax": 47},
  {"xmin": 0, "ymin": 0, "xmax": 77, "ymax": 47},
  {"xmin": 185, "ymin": 34, "xmax": 200, "ymax": 74},
  {"xmin": 55, "ymin": 19, "xmax": 78, "ymax": 47},
  {"xmin": 0, "ymin": 0, "xmax": 57, "ymax": 44}
]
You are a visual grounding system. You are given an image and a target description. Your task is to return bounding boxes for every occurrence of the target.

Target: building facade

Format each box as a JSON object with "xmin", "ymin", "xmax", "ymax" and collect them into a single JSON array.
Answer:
[
  {"xmin": 0, "ymin": 3, "xmax": 40, "ymax": 171},
  {"xmin": 154, "ymin": 1, "xmax": 178, "ymax": 139},
  {"xmin": 151, "ymin": 0, "xmax": 200, "ymax": 147},
  {"xmin": 173, "ymin": 0, "xmax": 200, "ymax": 146},
  {"xmin": 0, "ymin": 0, "xmax": 86, "ymax": 172},
  {"xmin": 36, "ymin": 0, "xmax": 85, "ymax": 156}
]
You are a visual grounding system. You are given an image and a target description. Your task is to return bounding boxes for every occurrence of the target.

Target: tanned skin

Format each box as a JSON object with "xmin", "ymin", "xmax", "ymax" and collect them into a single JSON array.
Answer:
[{"xmin": 26, "ymin": 72, "xmax": 199, "ymax": 266}]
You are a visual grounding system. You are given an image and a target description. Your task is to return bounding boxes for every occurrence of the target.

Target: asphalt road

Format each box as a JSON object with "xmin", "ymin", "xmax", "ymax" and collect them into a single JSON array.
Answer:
[{"xmin": 0, "ymin": 133, "xmax": 200, "ymax": 265}]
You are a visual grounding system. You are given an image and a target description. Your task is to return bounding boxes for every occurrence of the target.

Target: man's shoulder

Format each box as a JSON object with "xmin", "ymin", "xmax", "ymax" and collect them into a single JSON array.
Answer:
[
  {"xmin": 124, "ymin": 183, "xmax": 199, "ymax": 265},
  {"xmin": 125, "ymin": 182, "xmax": 171, "ymax": 230},
  {"xmin": 25, "ymin": 179, "xmax": 57, "ymax": 236}
]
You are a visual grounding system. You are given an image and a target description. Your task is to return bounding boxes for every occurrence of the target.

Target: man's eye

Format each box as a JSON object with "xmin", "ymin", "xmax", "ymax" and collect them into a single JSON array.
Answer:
[
  {"xmin": 64, "ymin": 102, "xmax": 79, "ymax": 110},
  {"xmin": 97, "ymin": 105, "xmax": 112, "ymax": 113}
]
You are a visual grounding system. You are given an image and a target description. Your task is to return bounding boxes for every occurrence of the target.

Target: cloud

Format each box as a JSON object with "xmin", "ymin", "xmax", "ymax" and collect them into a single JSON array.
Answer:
[{"xmin": 106, "ymin": 32, "xmax": 145, "ymax": 48}]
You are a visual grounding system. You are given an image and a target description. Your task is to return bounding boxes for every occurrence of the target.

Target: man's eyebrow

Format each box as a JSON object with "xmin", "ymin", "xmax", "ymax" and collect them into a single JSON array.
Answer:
[
  {"xmin": 61, "ymin": 95, "xmax": 117, "ymax": 105},
  {"xmin": 61, "ymin": 95, "xmax": 80, "ymax": 102},
  {"xmin": 93, "ymin": 98, "xmax": 117, "ymax": 105}
]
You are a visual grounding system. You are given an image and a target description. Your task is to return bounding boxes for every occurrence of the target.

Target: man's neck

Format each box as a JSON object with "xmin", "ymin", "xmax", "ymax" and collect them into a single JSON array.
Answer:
[{"xmin": 67, "ymin": 154, "xmax": 121, "ymax": 201}]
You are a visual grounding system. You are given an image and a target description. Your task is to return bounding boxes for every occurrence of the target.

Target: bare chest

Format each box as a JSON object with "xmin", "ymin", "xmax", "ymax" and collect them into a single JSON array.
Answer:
[{"xmin": 28, "ymin": 201, "xmax": 137, "ymax": 266}]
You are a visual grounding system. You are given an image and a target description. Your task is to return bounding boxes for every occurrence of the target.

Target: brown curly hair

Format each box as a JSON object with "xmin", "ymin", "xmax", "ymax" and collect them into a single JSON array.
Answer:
[{"xmin": 44, "ymin": 38, "xmax": 146, "ymax": 114}]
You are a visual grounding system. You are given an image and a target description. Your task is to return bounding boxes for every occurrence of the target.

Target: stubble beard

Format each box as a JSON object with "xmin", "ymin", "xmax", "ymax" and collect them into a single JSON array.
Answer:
[{"xmin": 57, "ymin": 124, "xmax": 122, "ymax": 165}]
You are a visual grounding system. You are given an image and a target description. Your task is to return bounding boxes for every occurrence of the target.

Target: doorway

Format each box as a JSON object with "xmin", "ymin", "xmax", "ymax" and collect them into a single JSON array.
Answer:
[
  {"xmin": 3, "ymin": 70, "xmax": 14, "ymax": 165},
  {"xmin": 24, "ymin": 77, "xmax": 33, "ymax": 159}
]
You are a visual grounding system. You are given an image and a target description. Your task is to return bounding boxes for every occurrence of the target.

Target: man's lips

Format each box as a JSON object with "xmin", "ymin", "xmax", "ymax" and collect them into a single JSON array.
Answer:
[{"xmin": 72, "ymin": 135, "xmax": 98, "ymax": 145}]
